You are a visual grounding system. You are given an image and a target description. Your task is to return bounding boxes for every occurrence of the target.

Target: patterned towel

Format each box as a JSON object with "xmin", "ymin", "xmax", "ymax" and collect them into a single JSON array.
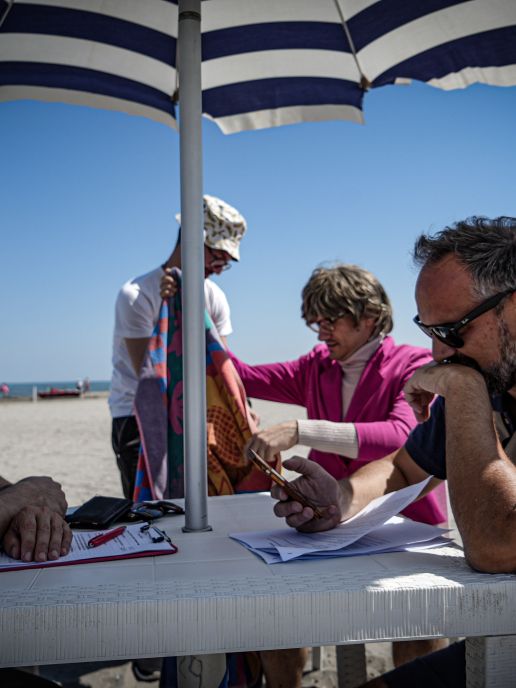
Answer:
[{"xmin": 133, "ymin": 268, "xmax": 279, "ymax": 501}]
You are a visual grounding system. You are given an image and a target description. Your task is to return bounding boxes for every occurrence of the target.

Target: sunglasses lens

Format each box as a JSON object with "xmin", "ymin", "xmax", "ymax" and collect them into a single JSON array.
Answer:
[
  {"xmin": 415, "ymin": 319, "xmax": 464, "ymax": 349},
  {"xmin": 433, "ymin": 328, "xmax": 464, "ymax": 349},
  {"xmin": 132, "ymin": 505, "xmax": 163, "ymax": 520},
  {"xmin": 418, "ymin": 323, "xmax": 433, "ymax": 338}
]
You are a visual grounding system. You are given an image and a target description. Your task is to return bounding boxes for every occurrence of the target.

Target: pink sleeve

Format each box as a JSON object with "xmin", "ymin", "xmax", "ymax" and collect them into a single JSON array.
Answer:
[
  {"xmin": 354, "ymin": 349, "xmax": 433, "ymax": 461},
  {"xmin": 229, "ymin": 351, "xmax": 308, "ymax": 406}
]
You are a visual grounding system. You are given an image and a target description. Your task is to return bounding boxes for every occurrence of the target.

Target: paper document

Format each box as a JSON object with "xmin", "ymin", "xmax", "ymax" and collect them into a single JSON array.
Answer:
[
  {"xmin": 0, "ymin": 522, "xmax": 177, "ymax": 572},
  {"xmin": 230, "ymin": 477, "xmax": 449, "ymax": 563}
]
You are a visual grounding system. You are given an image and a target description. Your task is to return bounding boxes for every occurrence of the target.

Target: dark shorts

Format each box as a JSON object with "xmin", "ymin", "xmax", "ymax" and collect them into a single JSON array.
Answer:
[
  {"xmin": 383, "ymin": 641, "xmax": 465, "ymax": 688},
  {"xmin": 111, "ymin": 415, "xmax": 140, "ymax": 499}
]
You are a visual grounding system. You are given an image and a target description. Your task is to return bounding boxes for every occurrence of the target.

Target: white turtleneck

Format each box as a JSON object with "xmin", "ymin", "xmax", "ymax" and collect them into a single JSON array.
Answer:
[{"xmin": 297, "ymin": 336, "xmax": 383, "ymax": 459}]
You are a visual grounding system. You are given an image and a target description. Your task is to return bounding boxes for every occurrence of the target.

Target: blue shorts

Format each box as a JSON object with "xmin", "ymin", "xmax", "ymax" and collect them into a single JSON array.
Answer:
[{"xmin": 383, "ymin": 641, "xmax": 465, "ymax": 688}]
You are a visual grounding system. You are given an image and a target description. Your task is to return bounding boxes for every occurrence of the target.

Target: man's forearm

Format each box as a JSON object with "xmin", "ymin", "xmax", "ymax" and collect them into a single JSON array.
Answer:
[
  {"xmin": 343, "ymin": 452, "xmax": 409, "ymax": 518},
  {"xmin": 445, "ymin": 379, "xmax": 516, "ymax": 572}
]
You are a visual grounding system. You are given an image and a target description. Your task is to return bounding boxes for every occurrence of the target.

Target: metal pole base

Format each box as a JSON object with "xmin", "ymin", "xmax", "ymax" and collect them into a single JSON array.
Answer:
[{"xmin": 182, "ymin": 524, "xmax": 213, "ymax": 533}]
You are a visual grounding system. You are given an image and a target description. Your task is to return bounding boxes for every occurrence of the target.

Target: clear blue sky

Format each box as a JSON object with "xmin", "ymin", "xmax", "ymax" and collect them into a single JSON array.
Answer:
[{"xmin": 1, "ymin": 81, "xmax": 515, "ymax": 383}]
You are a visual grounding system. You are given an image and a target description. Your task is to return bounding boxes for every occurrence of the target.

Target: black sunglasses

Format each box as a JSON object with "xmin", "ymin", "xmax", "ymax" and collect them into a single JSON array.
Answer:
[
  {"xmin": 129, "ymin": 500, "xmax": 185, "ymax": 522},
  {"xmin": 413, "ymin": 289, "xmax": 514, "ymax": 349}
]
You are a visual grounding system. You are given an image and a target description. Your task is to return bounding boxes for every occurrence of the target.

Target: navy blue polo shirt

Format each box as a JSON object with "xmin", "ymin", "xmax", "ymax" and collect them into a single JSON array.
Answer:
[{"xmin": 405, "ymin": 395, "xmax": 515, "ymax": 480}]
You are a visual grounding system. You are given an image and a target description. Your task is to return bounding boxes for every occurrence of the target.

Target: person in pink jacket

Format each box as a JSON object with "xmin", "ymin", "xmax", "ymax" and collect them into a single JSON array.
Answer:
[
  {"xmin": 234, "ymin": 264, "xmax": 446, "ymax": 524},
  {"xmin": 232, "ymin": 264, "xmax": 448, "ymax": 669},
  {"xmin": 160, "ymin": 263, "xmax": 448, "ymax": 675}
]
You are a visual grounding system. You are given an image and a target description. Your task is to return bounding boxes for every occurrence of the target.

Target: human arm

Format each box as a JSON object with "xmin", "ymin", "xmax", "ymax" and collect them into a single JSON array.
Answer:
[
  {"xmin": 352, "ymin": 346, "xmax": 433, "ymax": 460},
  {"xmin": 116, "ymin": 276, "xmax": 158, "ymax": 376},
  {"xmin": 0, "ymin": 477, "xmax": 72, "ymax": 561},
  {"xmin": 245, "ymin": 419, "xmax": 358, "ymax": 462},
  {"xmin": 160, "ymin": 268, "xmax": 178, "ymax": 300},
  {"xmin": 161, "ymin": 271, "xmax": 230, "ymax": 348},
  {"xmin": 244, "ymin": 346, "xmax": 432, "ymax": 462},
  {"xmin": 229, "ymin": 351, "xmax": 311, "ymax": 405},
  {"xmin": 404, "ymin": 363, "xmax": 516, "ymax": 573},
  {"xmin": 245, "ymin": 421, "xmax": 299, "ymax": 462},
  {"xmin": 124, "ymin": 337, "xmax": 150, "ymax": 376},
  {"xmin": 272, "ymin": 446, "xmax": 433, "ymax": 532}
]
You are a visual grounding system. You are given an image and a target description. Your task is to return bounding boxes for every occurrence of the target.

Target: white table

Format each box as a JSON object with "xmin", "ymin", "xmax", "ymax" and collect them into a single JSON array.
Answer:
[{"xmin": 1, "ymin": 494, "xmax": 516, "ymax": 686}]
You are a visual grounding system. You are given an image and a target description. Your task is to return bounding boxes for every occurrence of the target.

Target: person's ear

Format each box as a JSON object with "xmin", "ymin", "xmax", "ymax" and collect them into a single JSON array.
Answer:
[{"xmin": 361, "ymin": 316, "xmax": 376, "ymax": 336}]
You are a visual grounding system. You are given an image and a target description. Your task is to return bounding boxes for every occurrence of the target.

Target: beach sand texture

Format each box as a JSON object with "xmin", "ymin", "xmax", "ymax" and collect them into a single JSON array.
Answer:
[{"xmin": 0, "ymin": 395, "xmax": 394, "ymax": 686}]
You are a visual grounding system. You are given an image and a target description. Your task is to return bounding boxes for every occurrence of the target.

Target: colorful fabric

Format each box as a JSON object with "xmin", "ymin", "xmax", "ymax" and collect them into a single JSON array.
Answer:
[
  {"xmin": 133, "ymin": 267, "xmax": 278, "ymax": 500},
  {"xmin": 133, "ymin": 269, "xmax": 271, "ymax": 687}
]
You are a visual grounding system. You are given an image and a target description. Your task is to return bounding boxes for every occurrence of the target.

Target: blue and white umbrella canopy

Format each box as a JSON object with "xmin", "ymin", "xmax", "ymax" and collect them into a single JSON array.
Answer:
[
  {"xmin": 1, "ymin": 0, "xmax": 515, "ymax": 531},
  {"xmin": 1, "ymin": 0, "xmax": 515, "ymax": 133}
]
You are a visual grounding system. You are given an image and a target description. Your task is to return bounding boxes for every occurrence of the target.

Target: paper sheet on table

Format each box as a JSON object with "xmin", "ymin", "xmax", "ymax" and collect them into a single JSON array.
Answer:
[
  {"xmin": 230, "ymin": 477, "xmax": 446, "ymax": 562},
  {"xmin": 235, "ymin": 516, "xmax": 450, "ymax": 563},
  {"xmin": 0, "ymin": 522, "xmax": 176, "ymax": 572}
]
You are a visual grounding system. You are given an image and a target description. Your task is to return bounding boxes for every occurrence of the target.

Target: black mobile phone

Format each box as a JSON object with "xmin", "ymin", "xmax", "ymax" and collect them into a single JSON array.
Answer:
[{"xmin": 247, "ymin": 449, "xmax": 322, "ymax": 519}]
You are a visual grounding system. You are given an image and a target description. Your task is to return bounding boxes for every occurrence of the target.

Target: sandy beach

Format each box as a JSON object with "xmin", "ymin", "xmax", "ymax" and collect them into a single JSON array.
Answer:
[{"xmin": 0, "ymin": 395, "xmax": 396, "ymax": 686}]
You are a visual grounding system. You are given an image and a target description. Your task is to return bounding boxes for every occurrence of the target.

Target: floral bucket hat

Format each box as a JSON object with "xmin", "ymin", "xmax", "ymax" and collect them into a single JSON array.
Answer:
[{"xmin": 175, "ymin": 194, "xmax": 247, "ymax": 261}]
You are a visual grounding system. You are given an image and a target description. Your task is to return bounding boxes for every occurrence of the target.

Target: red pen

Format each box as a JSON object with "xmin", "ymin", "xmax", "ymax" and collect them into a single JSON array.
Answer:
[{"xmin": 87, "ymin": 525, "xmax": 126, "ymax": 549}]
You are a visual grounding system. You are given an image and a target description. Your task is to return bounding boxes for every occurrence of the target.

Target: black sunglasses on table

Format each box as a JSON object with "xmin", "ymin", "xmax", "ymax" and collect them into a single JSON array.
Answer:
[
  {"xmin": 413, "ymin": 288, "xmax": 514, "ymax": 349},
  {"xmin": 129, "ymin": 500, "xmax": 185, "ymax": 522}
]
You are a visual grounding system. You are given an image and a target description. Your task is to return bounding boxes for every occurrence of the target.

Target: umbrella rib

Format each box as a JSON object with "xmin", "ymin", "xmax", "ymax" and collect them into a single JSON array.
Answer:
[
  {"xmin": 0, "ymin": 0, "xmax": 15, "ymax": 31},
  {"xmin": 332, "ymin": 0, "xmax": 371, "ymax": 90}
]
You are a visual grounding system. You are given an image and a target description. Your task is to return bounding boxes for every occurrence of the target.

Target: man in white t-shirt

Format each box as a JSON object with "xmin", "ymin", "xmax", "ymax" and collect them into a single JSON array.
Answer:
[{"xmin": 109, "ymin": 195, "xmax": 247, "ymax": 499}]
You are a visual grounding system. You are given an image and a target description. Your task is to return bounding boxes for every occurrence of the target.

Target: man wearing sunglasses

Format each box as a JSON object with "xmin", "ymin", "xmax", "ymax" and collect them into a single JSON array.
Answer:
[{"xmin": 271, "ymin": 216, "xmax": 516, "ymax": 688}]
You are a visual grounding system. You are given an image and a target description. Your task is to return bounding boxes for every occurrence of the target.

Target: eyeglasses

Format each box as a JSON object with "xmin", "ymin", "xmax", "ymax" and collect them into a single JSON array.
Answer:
[
  {"xmin": 129, "ymin": 500, "xmax": 185, "ymax": 523},
  {"xmin": 206, "ymin": 246, "xmax": 232, "ymax": 271},
  {"xmin": 307, "ymin": 313, "xmax": 347, "ymax": 333},
  {"xmin": 413, "ymin": 289, "xmax": 514, "ymax": 348}
]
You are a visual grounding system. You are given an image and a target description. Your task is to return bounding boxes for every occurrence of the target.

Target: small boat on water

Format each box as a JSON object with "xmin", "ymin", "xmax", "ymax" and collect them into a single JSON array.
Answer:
[{"xmin": 38, "ymin": 388, "xmax": 81, "ymax": 399}]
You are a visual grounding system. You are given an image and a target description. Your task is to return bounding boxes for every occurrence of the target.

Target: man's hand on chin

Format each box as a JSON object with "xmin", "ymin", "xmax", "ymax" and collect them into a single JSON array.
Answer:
[{"xmin": 403, "ymin": 361, "xmax": 486, "ymax": 422}]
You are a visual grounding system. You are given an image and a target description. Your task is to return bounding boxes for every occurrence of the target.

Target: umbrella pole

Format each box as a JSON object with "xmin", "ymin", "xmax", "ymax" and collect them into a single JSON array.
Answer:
[{"xmin": 178, "ymin": 0, "xmax": 211, "ymax": 532}]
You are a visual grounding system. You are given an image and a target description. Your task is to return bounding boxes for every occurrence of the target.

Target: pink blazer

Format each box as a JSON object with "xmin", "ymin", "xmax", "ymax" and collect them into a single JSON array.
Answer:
[{"xmin": 231, "ymin": 337, "xmax": 447, "ymax": 524}]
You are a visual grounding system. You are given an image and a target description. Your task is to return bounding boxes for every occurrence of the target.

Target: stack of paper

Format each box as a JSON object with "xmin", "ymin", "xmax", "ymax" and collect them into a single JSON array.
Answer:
[{"xmin": 230, "ymin": 478, "xmax": 451, "ymax": 564}]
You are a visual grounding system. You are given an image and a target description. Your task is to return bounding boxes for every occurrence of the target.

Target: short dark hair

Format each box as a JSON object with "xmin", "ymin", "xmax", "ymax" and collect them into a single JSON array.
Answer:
[{"xmin": 413, "ymin": 216, "xmax": 516, "ymax": 297}]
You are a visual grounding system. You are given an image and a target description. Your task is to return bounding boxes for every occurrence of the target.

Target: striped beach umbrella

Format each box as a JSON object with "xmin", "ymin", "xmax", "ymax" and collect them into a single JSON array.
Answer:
[
  {"xmin": 1, "ymin": 1, "xmax": 515, "ymax": 131},
  {"xmin": 1, "ymin": 0, "xmax": 515, "ymax": 530}
]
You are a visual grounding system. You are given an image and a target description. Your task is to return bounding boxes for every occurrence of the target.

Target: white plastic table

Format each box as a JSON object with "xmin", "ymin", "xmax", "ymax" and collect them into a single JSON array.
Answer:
[{"xmin": 1, "ymin": 494, "xmax": 515, "ymax": 686}]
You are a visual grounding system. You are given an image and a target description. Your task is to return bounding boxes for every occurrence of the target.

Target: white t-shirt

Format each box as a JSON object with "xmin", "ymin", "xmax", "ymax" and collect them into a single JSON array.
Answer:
[{"xmin": 109, "ymin": 266, "xmax": 232, "ymax": 418}]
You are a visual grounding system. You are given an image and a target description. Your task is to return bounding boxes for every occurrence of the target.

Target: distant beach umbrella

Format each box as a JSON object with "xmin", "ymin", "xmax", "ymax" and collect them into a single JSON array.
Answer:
[{"xmin": 1, "ymin": 0, "xmax": 515, "ymax": 528}]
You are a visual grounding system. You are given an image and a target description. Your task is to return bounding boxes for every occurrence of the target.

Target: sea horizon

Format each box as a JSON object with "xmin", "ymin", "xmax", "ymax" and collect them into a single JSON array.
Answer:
[{"xmin": 0, "ymin": 380, "xmax": 110, "ymax": 398}]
